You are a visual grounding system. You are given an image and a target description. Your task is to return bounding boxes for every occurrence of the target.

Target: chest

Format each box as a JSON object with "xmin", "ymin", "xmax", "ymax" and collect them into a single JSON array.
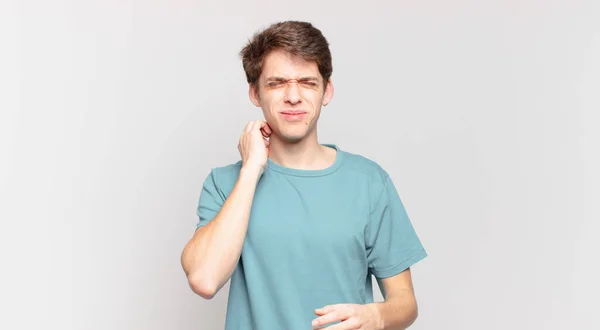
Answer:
[{"xmin": 244, "ymin": 177, "xmax": 371, "ymax": 265}]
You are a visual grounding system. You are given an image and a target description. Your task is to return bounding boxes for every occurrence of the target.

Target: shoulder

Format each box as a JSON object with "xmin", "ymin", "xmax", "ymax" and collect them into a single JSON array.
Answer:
[
  {"xmin": 338, "ymin": 148, "xmax": 391, "ymax": 187},
  {"xmin": 212, "ymin": 160, "xmax": 243, "ymax": 177},
  {"xmin": 206, "ymin": 160, "xmax": 243, "ymax": 194}
]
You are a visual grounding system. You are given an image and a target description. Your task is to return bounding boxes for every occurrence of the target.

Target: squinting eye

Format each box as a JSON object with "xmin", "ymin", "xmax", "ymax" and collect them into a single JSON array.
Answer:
[{"xmin": 300, "ymin": 82, "xmax": 318, "ymax": 87}]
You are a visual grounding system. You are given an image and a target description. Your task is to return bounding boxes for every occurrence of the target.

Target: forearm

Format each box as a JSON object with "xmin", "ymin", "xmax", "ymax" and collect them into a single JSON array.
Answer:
[
  {"xmin": 371, "ymin": 290, "xmax": 418, "ymax": 330},
  {"xmin": 182, "ymin": 166, "xmax": 261, "ymax": 298}
]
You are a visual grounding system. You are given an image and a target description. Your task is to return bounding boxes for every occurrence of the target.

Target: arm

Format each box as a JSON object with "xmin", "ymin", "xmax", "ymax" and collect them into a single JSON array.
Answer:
[
  {"xmin": 313, "ymin": 174, "xmax": 427, "ymax": 329},
  {"xmin": 181, "ymin": 120, "xmax": 271, "ymax": 299},
  {"xmin": 372, "ymin": 268, "xmax": 419, "ymax": 330},
  {"xmin": 367, "ymin": 174, "xmax": 425, "ymax": 328},
  {"xmin": 181, "ymin": 165, "xmax": 262, "ymax": 299},
  {"xmin": 311, "ymin": 268, "xmax": 420, "ymax": 330}
]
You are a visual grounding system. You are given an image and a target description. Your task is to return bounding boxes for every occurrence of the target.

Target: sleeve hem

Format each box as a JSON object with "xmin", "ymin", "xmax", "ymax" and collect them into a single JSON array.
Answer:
[{"xmin": 371, "ymin": 248, "xmax": 428, "ymax": 279}]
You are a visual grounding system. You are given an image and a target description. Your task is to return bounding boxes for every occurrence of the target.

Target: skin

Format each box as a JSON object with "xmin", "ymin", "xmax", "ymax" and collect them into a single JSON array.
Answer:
[
  {"xmin": 181, "ymin": 48, "xmax": 420, "ymax": 329},
  {"xmin": 311, "ymin": 270, "xmax": 419, "ymax": 330},
  {"xmin": 248, "ymin": 49, "xmax": 420, "ymax": 329},
  {"xmin": 248, "ymin": 49, "xmax": 335, "ymax": 171}
]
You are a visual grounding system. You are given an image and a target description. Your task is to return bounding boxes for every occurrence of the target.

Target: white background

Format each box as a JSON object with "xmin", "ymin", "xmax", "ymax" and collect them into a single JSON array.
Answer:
[{"xmin": 1, "ymin": 1, "xmax": 598, "ymax": 329}]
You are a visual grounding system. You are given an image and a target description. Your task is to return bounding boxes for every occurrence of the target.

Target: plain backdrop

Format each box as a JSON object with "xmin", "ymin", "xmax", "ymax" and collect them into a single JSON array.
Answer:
[{"xmin": 1, "ymin": 1, "xmax": 599, "ymax": 329}]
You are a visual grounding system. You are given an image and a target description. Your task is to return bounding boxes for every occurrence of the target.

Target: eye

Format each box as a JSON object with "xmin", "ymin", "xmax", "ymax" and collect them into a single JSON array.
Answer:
[
  {"xmin": 300, "ymin": 81, "xmax": 318, "ymax": 88},
  {"xmin": 267, "ymin": 82, "xmax": 284, "ymax": 88}
]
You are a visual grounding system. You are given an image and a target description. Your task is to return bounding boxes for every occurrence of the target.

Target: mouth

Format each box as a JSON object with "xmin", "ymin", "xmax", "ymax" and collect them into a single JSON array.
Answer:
[{"xmin": 280, "ymin": 110, "xmax": 307, "ymax": 121}]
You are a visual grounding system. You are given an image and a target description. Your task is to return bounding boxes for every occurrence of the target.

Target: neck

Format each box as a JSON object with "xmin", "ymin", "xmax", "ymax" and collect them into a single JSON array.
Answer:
[{"xmin": 267, "ymin": 131, "xmax": 335, "ymax": 170}]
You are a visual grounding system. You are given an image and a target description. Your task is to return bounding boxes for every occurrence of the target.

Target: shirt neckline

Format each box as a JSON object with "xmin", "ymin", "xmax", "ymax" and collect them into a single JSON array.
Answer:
[{"xmin": 266, "ymin": 144, "xmax": 344, "ymax": 177}]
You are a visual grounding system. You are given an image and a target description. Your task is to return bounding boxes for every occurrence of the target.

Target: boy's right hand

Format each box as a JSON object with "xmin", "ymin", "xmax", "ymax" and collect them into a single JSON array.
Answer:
[{"xmin": 238, "ymin": 120, "xmax": 272, "ymax": 175}]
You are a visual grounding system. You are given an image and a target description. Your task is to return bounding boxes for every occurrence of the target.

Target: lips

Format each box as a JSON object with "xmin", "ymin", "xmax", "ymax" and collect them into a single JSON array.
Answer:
[{"xmin": 280, "ymin": 110, "xmax": 307, "ymax": 121}]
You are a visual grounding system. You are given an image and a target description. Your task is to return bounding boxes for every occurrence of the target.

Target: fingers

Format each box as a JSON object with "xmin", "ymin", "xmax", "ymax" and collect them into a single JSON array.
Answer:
[
  {"xmin": 258, "ymin": 121, "xmax": 272, "ymax": 139},
  {"xmin": 244, "ymin": 121, "xmax": 254, "ymax": 133},
  {"xmin": 312, "ymin": 313, "xmax": 341, "ymax": 328},
  {"xmin": 314, "ymin": 308, "xmax": 327, "ymax": 316},
  {"xmin": 244, "ymin": 120, "xmax": 272, "ymax": 139},
  {"xmin": 246, "ymin": 120, "xmax": 271, "ymax": 133},
  {"xmin": 259, "ymin": 121, "xmax": 272, "ymax": 135},
  {"xmin": 319, "ymin": 321, "xmax": 358, "ymax": 330},
  {"xmin": 312, "ymin": 306, "xmax": 348, "ymax": 329},
  {"xmin": 314, "ymin": 305, "xmax": 336, "ymax": 315},
  {"xmin": 260, "ymin": 128, "xmax": 270, "ymax": 138}
]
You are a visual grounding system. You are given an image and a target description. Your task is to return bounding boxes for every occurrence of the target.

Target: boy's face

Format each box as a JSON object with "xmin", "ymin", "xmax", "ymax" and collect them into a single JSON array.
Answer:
[{"xmin": 249, "ymin": 49, "xmax": 333, "ymax": 143}]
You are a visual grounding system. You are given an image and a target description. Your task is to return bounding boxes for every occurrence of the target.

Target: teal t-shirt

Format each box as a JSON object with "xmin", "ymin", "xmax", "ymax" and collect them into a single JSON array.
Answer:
[{"xmin": 196, "ymin": 144, "xmax": 427, "ymax": 329}]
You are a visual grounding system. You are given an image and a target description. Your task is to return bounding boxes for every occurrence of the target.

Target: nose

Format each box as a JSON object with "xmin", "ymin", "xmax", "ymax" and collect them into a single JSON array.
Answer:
[{"xmin": 283, "ymin": 80, "xmax": 301, "ymax": 105}]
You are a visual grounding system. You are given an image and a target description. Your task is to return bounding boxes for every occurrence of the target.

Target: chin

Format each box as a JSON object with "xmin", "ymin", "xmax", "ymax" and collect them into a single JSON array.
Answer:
[
  {"xmin": 279, "ymin": 134, "xmax": 306, "ymax": 144},
  {"xmin": 272, "ymin": 123, "xmax": 313, "ymax": 143},
  {"xmin": 276, "ymin": 129, "xmax": 309, "ymax": 143}
]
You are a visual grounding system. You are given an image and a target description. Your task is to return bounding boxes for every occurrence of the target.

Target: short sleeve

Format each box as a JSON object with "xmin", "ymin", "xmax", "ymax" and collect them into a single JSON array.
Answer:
[
  {"xmin": 366, "ymin": 175, "xmax": 427, "ymax": 278},
  {"xmin": 195, "ymin": 169, "xmax": 225, "ymax": 230}
]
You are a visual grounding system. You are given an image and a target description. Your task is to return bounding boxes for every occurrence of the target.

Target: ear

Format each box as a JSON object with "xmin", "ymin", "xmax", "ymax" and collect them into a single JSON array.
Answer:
[
  {"xmin": 249, "ymin": 83, "xmax": 261, "ymax": 107},
  {"xmin": 322, "ymin": 80, "xmax": 334, "ymax": 106}
]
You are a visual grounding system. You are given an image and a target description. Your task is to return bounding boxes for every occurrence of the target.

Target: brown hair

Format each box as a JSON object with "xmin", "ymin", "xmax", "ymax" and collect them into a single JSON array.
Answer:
[{"xmin": 239, "ymin": 21, "xmax": 333, "ymax": 88}]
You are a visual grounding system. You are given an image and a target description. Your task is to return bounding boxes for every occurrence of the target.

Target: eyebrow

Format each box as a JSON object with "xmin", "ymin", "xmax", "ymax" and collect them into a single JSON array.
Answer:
[{"xmin": 265, "ymin": 76, "xmax": 320, "ymax": 82}]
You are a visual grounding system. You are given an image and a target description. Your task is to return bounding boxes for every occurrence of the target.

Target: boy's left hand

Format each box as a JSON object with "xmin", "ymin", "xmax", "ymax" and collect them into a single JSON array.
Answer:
[{"xmin": 312, "ymin": 303, "xmax": 382, "ymax": 329}]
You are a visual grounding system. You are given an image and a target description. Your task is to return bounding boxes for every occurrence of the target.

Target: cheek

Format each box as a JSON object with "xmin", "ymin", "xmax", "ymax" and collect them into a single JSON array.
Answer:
[
  {"xmin": 261, "ymin": 97, "xmax": 278, "ymax": 118},
  {"xmin": 307, "ymin": 111, "xmax": 316, "ymax": 124},
  {"xmin": 308, "ymin": 94, "xmax": 323, "ymax": 123}
]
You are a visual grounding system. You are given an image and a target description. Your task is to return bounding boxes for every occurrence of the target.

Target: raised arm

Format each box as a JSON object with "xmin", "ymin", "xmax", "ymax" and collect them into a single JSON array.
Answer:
[{"xmin": 181, "ymin": 120, "xmax": 271, "ymax": 299}]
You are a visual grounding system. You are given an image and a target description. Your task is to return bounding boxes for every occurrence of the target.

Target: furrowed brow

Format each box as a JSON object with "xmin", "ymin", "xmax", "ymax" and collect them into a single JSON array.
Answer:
[
  {"xmin": 265, "ymin": 76, "xmax": 319, "ymax": 82},
  {"xmin": 298, "ymin": 76, "xmax": 319, "ymax": 82},
  {"xmin": 265, "ymin": 77, "xmax": 287, "ymax": 82}
]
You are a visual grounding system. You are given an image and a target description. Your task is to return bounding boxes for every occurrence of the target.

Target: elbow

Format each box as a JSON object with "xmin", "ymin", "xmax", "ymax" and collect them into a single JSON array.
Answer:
[
  {"xmin": 188, "ymin": 273, "xmax": 218, "ymax": 300},
  {"xmin": 411, "ymin": 307, "xmax": 419, "ymax": 326},
  {"xmin": 404, "ymin": 300, "xmax": 419, "ymax": 329}
]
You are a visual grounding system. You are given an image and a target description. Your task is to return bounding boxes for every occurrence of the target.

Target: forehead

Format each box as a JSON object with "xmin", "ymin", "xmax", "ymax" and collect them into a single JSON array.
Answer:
[{"xmin": 260, "ymin": 49, "xmax": 321, "ymax": 80}]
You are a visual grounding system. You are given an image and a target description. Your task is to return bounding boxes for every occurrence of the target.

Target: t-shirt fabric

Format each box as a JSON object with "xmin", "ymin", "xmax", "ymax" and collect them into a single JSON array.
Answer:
[{"xmin": 195, "ymin": 144, "xmax": 427, "ymax": 330}]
